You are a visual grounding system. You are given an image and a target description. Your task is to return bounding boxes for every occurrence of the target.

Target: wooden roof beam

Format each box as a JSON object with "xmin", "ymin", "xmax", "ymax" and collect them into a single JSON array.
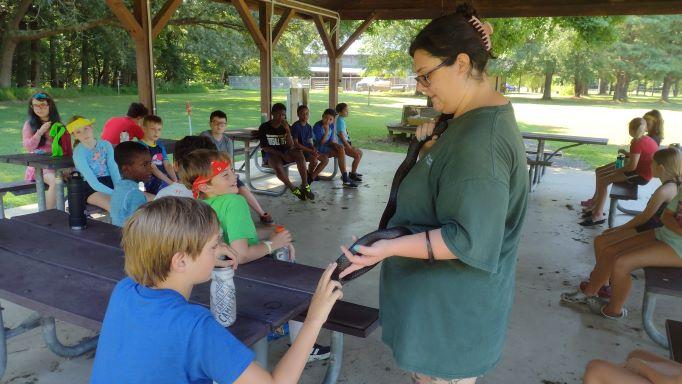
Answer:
[
  {"xmin": 337, "ymin": 12, "xmax": 375, "ymax": 57},
  {"xmin": 232, "ymin": 0, "xmax": 268, "ymax": 51},
  {"xmin": 313, "ymin": 14, "xmax": 335, "ymax": 56},
  {"xmin": 106, "ymin": 0, "xmax": 143, "ymax": 38},
  {"xmin": 152, "ymin": 0, "xmax": 182, "ymax": 39},
  {"xmin": 272, "ymin": 8, "xmax": 296, "ymax": 46}
]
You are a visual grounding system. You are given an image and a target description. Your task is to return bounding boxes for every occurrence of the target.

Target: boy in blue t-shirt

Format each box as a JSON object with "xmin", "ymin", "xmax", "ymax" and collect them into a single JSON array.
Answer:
[
  {"xmin": 335, "ymin": 103, "xmax": 363, "ymax": 182},
  {"xmin": 312, "ymin": 108, "xmax": 357, "ymax": 188},
  {"xmin": 140, "ymin": 114, "xmax": 177, "ymax": 194},
  {"xmin": 90, "ymin": 196, "xmax": 343, "ymax": 384},
  {"xmin": 110, "ymin": 141, "xmax": 152, "ymax": 227},
  {"xmin": 291, "ymin": 105, "xmax": 329, "ymax": 184}
]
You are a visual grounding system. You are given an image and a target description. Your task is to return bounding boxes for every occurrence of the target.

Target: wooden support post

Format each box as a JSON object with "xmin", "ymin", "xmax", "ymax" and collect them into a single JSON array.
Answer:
[
  {"xmin": 337, "ymin": 13, "xmax": 375, "ymax": 56},
  {"xmin": 328, "ymin": 18, "xmax": 339, "ymax": 108},
  {"xmin": 272, "ymin": 9, "xmax": 295, "ymax": 47},
  {"xmin": 106, "ymin": 0, "xmax": 181, "ymax": 113},
  {"xmin": 259, "ymin": 3, "xmax": 273, "ymax": 118}
]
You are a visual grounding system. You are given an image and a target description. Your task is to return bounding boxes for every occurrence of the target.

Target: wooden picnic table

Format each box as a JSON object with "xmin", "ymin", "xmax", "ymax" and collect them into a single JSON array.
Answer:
[
  {"xmin": 522, "ymin": 132, "xmax": 608, "ymax": 191},
  {"xmin": 0, "ymin": 210, "xmax": 374, "ymax": 383},
  {"xmin": 0, "ymin": 139, "xmax": 177, "ymax": 212},
  {"xmin": 225, "ymin": 128, "xmax": 337, "ymax": 196}
]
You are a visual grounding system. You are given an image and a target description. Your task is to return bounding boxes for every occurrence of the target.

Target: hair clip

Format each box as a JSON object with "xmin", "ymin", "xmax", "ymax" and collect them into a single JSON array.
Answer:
[
  {"xmin": 32, "ymin": 92, "xmax": 48, "ymax": 100},
  {"xmin": 468, "ymin": 16, "xmax": 493, "ymax": 51}
]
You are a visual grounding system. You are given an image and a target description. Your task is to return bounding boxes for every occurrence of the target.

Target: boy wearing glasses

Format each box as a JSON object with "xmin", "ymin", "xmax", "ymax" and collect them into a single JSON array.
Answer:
[{"xmin": 200, "ymin": 110, "xmax": 233, "ymax": 155}]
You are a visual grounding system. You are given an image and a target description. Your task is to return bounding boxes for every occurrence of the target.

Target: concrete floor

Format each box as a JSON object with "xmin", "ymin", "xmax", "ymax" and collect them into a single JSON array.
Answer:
[{"xmin": 2, "ymin": 149, "xmax": 681, "ymax": 383}]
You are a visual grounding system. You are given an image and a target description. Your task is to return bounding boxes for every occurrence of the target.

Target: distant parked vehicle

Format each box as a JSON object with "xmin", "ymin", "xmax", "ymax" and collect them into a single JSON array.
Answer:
[
  {"xmin": 355, "ymin": 77, "xmax": 391, "ymax": 92},
  {"xmin": 504, "ymin": 83, "xmax": 517, "ymax": 92}
]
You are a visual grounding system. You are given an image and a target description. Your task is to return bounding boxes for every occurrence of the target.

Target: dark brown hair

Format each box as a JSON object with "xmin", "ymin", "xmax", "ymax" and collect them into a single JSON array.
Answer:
[
  {"xmin": 143, "ymin": 114, "xmax": 163, "ymax": 127},
  {"xmin": 409, "ymin": 3, "xmax": 493, "ymax": 76}
]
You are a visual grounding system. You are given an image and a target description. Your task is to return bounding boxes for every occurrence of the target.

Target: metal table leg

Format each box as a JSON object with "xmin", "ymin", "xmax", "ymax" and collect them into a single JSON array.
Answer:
[
  {"xmin": 252, "ymin": 336, "xmax": 269, "ymax": 370},
  {"xmin": 55, "ymin": 168, "xmax": 66, "ymax": 211},
  {"xmin": 317, "ymin": 157, "xmax": 338, "ymax": 181},
  {"xmin": 321, "ymin": 331, "xmax": 344, "ymax": 384},
  {"xmin": 34, "ymin": 167, "xmax": 47, "ymax": 211},
  {"xmin": 1, "ymin": 309, "xmax": 42, "ymax": 380},
  {"xmin": 642, "ymin": 291, "xmax": 668, "ymax": 348},
  {"xmin": 245, "ymin": 142, "xmax": 288, "ymax": 197},
  {"xmin": 41, "ymin": 317, "xmax": 98, "ymax": 357}
]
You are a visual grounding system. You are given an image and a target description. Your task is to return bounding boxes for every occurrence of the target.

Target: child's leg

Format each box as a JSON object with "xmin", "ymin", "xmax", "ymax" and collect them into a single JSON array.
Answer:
[
  {"xmin": 238, "ymin": 185, "xmax": 266, "ymax": 217},
  {"xmin": 594, "ymin": 228, "xmax": 639, "ymax": 261},
  {"xmin": 592, "ymin": 173, "xmax": 628, "ymax": 220},
  {"xmin": 605, "ymin": 240, "xmax": 682, "ymax": 316},
  {"xmin": 43, "ymin": 171, "xmax": 57, "ymax": 210},
  {"xmin": 307, "ymin": 154, "xmax": 318, "ymax": 176},
  {"xmin": 284, "ymin": 150, "xmax": 308, "ymax": 188},
  {"xmin": 266, "ymin": 153, "xmax": 296, "ymax": 190},
  {"xmin": 312, "ymin": 154, "xmax": 329, "ymax": 179},
  {"xmin": 330, "ymin": 145, "xmax": 347, "ymax": 174},
  {"xmin": 583, "ymin": 359, "xmax": 652, "ymax": 384},
  {"xmin": 344, "ymin": 144, "xmax": 362, "ymax": 174},
  {"xmin": 584, "ymin": 231, "xmax": 656, "ymax": 296},
  {"xmin": 86, "ymin": 192, "xmax": 112, "ymax": 211}
]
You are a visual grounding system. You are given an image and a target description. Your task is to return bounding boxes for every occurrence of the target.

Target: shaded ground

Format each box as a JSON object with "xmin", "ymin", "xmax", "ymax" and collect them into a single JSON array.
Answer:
[{"xmin": 2, "ymin": 150, "xmax": 680, "ymax": 383}]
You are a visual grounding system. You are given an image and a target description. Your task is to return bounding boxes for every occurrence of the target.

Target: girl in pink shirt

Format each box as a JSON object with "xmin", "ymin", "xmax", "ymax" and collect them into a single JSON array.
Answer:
[{"xmin": 22, "ymin": 92, "xmax": 72, "ymax": 209}]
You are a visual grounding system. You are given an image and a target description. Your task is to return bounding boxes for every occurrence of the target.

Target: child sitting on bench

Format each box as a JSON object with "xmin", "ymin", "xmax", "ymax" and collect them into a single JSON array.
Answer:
[
  {"xmin": 155, "ymin": 135, "xmax": 274, "ymax": 224},
  {"xmin": 580, "ymin": 117, "xmax": 659, "ymax": 226},
  {"xmin": 313, "ymin": 109, "xmax": 357, "ymax": 189},
  {"xmin": 291, "ymin": 105, "xmax": 328, "ymax": 184},
  {"xmin": 110, "ymin": 141, "xmax": 153, "ymax": 227},
  {"xmin": 181, "ymin": 148, "xmax": 332, "ymax": 361},
  {"xmin": 335, "ymin": 103, "xmax": 363, "ymax": 182},
  {"xmin": 562, "ymin": 146, "xmax": 682, "ymax": 302},
  {"xmin": 90, "ymin": 196, "xmax": 342, "ymax": 383},
  {"xmin": 68, "ymin": 116, "xmax": 120, "ymax": 211},
  {"xmin": 584, "ymin": 349, "xmax": 682, "ymax": 384}
]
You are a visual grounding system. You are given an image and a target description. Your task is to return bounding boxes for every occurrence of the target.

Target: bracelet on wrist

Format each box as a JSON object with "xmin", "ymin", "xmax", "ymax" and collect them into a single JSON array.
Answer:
[{"xmin": 263, "ymin": 240, "xmax": 273, "ymax": 254}]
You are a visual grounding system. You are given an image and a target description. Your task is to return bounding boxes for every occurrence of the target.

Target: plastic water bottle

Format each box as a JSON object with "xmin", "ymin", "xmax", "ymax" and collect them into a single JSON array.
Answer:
[
  {"xmin": 615, "ymin": 154, "xmax": 625, "ymax": 169},
  {"xmin": 67, "ymin": 171, "xmax": 87, "ymax": 230},
  {"xmin": 210, "ymin": 267, "xmax": 236, "ymax": 327},
  {"xmin": 272, "ymin": 225, "xmax": 291, "ymax": 262}
]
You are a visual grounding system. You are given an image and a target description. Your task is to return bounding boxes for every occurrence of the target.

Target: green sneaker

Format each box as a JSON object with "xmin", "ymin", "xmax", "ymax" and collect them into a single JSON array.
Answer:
[
  {"xmin": 304, "ymin": 185, "xmax": 315, "ymax": 200},
  {"xmin": 292, "ymin": 186, "xmax": 306, "ymax": 201}
]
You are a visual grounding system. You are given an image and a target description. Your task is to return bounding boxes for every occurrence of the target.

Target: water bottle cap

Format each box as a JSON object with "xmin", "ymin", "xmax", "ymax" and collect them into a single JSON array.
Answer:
[{"xmin": 275, "ymin": 225, "xmax": 285, "ymax": 233}]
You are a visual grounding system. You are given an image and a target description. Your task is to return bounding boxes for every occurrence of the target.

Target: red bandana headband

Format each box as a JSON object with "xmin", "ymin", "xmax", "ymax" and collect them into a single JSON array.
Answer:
[
  {"xmin": 192, "ymin": 160, "xmax": 230, "ymax": 198},
  {"xmin": 469, "ymin": 16, "xmax": 493, "ymax": 52}
]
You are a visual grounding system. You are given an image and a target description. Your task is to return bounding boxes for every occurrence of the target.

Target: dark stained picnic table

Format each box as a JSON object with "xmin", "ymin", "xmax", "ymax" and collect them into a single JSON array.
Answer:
[
  {"xmin": 0, "ymin": 210, "xmax": 375, "ymax": 383},
  {"xmin": 0, "ymin": 139, "xmax": 177, "ymax": 212}
]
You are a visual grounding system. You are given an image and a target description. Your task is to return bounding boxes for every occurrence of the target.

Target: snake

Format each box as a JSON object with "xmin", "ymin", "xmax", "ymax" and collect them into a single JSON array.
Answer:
[{"xmin": 332, "ymin": 113, "xmax": 453, "ymax": 284}]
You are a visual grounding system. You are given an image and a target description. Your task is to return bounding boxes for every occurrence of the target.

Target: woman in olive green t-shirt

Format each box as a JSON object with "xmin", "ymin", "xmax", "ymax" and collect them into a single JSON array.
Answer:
[{"xmin": 339, "ymin": 5, "xmax": 528, "ymax": 383}]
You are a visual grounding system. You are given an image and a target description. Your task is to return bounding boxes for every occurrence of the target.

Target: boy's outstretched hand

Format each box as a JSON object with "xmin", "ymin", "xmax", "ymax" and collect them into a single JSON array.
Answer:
[{"xmin": 306, "ymin": 263, "xmax": 343, "ymax": 326}]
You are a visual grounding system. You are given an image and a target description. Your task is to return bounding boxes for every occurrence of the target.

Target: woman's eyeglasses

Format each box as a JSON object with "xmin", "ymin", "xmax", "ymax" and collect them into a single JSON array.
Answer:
[
  {"xmin": 414, "ymin": 60, "xmax": 448, "ymax": 88},
  {"xmin": 31, "ymin": 102, "xmax": 49, "ymax": 109}
]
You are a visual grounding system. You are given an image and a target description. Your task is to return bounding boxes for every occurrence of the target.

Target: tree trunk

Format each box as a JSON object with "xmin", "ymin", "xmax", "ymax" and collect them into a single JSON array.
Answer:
[
  {"xmin": 636, "ymin": 80, "xmax": 641, "ymax": 96},
  {"xmin": 101, "ymin": 58, "xmax": 110, "ymax": 86},
  {"xmin": 0, "ymin": 38, "xmax": 19, "ymax": 87},
  {"xmin": 661, "ymin": 74, "xmax": 673, "ymax": 102},
  {"xmin": 30, "ymin": 38, "xmax": 40, "ymax": 86},
  {"xmin": 674, "ymin": 79, "xmax": 680, "ymax": 98},
  {"xmin": 613, "ymin": 72, "xmax": 624, "ymax": 101},
  {"xmin": 15, "ymin": 41, "xmax": 30, "ymax": 87},
  {"xmin": 599, "ymin": 78, "xmax": 608, "ymax": 95},
  {"xmin": 80, "ymin": 33, "xmax": 89, "ymax": 89},
  {"xmin": 49, "ymin": 37, "xmax": 58, "ymax": 87},
  {"xmin": 542, "ymin": 70, "xmax": 553, "ymax": 100}
]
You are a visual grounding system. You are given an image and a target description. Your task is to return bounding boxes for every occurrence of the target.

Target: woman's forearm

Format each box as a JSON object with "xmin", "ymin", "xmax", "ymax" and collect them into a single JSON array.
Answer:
[{"xmin": 384, "ymin": 229, "xmax": 458, "ymax": 261}]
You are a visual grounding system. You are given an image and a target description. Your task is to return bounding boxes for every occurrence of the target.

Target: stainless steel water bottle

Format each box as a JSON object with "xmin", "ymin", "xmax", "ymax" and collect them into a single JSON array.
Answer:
[{"xmin": 67, "ymin": 171, "xmax": 87, "ymax": 230}]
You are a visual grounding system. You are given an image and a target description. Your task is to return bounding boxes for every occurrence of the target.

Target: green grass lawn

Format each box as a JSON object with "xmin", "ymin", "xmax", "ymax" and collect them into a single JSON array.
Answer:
[{"xmin": 1, "ymin": 88, "xmax": 678, "ymax": 208}]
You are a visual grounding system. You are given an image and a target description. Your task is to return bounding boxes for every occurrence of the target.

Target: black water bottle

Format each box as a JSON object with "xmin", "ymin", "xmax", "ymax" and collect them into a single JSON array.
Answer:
[{"xmin": 67, "ymin": 171, "xmax": 87, "ymax": 230}]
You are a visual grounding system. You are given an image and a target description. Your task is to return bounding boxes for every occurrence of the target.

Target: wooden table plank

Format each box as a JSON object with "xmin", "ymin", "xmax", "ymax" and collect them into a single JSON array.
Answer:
[{"xmin": 237, "ymin": 258, "xmax": 321, "ymax": 294}]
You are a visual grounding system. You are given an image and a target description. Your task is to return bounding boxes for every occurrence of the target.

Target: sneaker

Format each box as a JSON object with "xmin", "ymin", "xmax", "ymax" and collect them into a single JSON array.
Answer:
[
  {"xmin": 349, "ymin": 172, "xmax": 363, "ymax": 182},
  {"xmin": 304, "ymin": 185, "xmax": 315, "ymax": 200},
  {"xmin": 586, "ymin": 299, "xmax": 628, "ymax": 320},
  {"xmin": 341, "ymin": 177, "xmax": 358, "ymax": 188},
  {"xmin": 291, "ymin": 187, "xmax": 306, "ymax": 201},
  {"xmin": 307, "ymin": 344, "xmax": 331, "ymax": 362}
]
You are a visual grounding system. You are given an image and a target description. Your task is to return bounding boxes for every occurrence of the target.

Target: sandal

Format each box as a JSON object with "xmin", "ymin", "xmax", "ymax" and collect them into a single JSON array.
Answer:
[
  {"xmin": 588, "ymin": 300, "xmax": 627, "ymax": 320},
  {"xmin": 560, "ymin": 289, "xmax": 593, "ymax": 304},
  {"xmin": 579, "ymin": 218, "xmax": 606, "ymax": 227},
  {"xmin": 580, "ymin": 281, "xmax": 612, "ymax": 299},
  {"xmin": 260, "ymin": 213, "xmax": 274, "ymax": 224}
]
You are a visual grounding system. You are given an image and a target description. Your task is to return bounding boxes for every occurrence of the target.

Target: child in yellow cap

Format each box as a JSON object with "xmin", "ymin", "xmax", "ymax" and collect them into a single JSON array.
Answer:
[{"xmin": 68, "ymin": 115, "xmax": 121, "ymax": 211}]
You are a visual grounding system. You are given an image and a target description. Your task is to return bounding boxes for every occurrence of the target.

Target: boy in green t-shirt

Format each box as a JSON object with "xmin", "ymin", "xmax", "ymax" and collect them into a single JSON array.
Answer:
[{"xmin": 181, "ymin": 149, "xmax": 331, "ymax": 361}]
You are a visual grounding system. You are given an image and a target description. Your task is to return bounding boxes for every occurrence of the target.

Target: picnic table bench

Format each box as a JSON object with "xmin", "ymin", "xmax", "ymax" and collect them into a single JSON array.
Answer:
[
  {"xmin": 666, "ymin": 319, "xmax": 682, "ymax": 363},
  {"xmin": 608, "ymin": 182, "xmax": 643, "ymax": 228},
  {"xmin": 642, "ymin": 267, "xmax": 682, "ymax": 348},
  {"xmin": 225, "ymin": 128, "xmax": 338, "ymax": 196},
  {"xmin": 0, "ymin": 211, "xmax": 379, "ymax": 383}
]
